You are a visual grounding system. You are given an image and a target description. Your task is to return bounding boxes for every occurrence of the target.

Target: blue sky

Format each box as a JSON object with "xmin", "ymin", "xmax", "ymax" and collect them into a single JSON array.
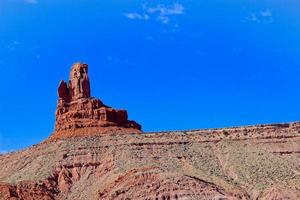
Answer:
[{"xmin": 1, "ymin": 0, "xmax": 300, "ymax": 152}]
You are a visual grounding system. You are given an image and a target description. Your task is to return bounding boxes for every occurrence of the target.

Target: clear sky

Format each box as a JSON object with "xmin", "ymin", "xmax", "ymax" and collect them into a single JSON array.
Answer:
[{"xmin": 1, "ymin": 0, "xmax": 300, "ymax": 152}]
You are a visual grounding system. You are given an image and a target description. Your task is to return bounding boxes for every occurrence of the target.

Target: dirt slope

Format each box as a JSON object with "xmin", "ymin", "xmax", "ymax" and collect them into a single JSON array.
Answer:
[{"xmin": 1, "ymin": 122, "xmax": 300, "ymax": 200}]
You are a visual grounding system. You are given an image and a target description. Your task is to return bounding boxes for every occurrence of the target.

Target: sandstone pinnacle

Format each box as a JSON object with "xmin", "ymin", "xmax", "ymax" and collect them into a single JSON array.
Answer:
[{"xmin": 50, "ymin": 62, "xmax": 141, "ymax": 140}]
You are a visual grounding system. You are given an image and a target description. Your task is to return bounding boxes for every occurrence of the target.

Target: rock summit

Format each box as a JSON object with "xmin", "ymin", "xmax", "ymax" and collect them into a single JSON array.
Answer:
[{"xmin": 50, "ymin": 62, "xmax": 141, "ymax": 140}]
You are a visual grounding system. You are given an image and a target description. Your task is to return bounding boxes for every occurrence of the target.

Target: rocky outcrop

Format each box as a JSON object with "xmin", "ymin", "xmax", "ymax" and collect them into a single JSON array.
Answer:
[
  {"xmin": 0, "ymin": 179, "xmax": 58, "ymax": 200},
  {"xmin": 1, "ymin": 122, "xmax": 300, "ymax": 199},
  {"xmin": 50, "ymin": 63, "xmax": 141, "ymax": 140}
]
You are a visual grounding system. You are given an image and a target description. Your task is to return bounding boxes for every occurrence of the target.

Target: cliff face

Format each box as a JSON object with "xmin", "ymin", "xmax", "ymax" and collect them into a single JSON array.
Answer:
[{"xmin": 1, "ymin": 122, "xmax": 300, "ymax": 200}]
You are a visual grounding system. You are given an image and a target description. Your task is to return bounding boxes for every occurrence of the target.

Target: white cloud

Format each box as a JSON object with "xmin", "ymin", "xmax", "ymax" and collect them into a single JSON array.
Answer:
[
  {"xmin": 125, "ymin": 13, "xmax": 149, "ymax": 20},
  {"xmin": 246, "ymin": 13, "xmax": 259, "ymax": 23},
  {"xmin": 147, "ymin": 3, "xmax": 184, "ymax": 15},
  {"xmin": 245, "ymin": 9, "xmax": 273, "ymax": 23},
  {"xmin": 147, "ymin": 3, "xmax": 184, "ymax": 24},
  {"xmin": 7, "ymin": 40, "xmax": 20, "ymax": 52},
  {"xmin": 125, "ymin": 3, "xmax": 184, "ymax": 25},
  {"xmin": 24, "ymin": 0, "xmax": 38, "ymax": 4}
]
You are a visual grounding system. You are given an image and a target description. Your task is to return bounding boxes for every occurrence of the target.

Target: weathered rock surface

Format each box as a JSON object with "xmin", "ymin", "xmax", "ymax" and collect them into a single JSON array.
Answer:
[
  {"xmin": 1, "ymin": 122, "xmax": 300, "ymax": 199},
  {"xmin": 51, "ymin": 62, "xmax": 141, "ymax": 140}
]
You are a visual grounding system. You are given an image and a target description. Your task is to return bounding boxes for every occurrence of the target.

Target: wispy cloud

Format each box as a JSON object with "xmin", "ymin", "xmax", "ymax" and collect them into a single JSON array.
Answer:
[
  {"xmin": 7, "ymin": 40, "xmax": 20, "ymax": 52},
  {"xmin": 245, "ymin": 9, "xmax": 273, "ymax": 23},
  {"xmin": 24, "ymin": 0, "xmax": 38, "ymax": 4},
  {"xmin": 125, "ymin": 3, "xmax": 184, "ymax": 25},
  {"xmin": 147, "ymin": 3, "xmax": 184, "ymax": 24},
  {"xmin": 125, "ymin": 13, "xmax": 149, "ymax": 20}
]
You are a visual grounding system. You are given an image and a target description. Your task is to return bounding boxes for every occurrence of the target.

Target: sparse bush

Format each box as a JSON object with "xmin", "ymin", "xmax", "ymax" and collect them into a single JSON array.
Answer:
[{"xmin": 223, "ymin": 130, "xmax": 229, "ymax": 136}]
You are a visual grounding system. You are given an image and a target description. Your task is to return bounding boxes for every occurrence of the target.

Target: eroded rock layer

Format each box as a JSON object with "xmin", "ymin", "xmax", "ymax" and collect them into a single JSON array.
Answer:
[
  {"xmin": 1, "ymin": 122, "xmax": 300, "ymax": 199},
  {"xmin": 51, "ymin": 63, "xmax": 141, "ymax": 140}
]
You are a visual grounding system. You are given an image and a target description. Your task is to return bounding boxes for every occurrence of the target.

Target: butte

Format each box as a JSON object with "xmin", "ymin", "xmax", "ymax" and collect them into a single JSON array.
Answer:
[{"xmin": 49, "ymin": 62, "xmax": 142, "ymax": 140}]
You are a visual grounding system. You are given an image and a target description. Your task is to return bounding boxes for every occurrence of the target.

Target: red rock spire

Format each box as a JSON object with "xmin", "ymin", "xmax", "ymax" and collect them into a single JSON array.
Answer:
[
  {"xmin": 51, "ymin": 62, "xmax": 141, "ymax": 140},
  {"xmin": 58, "ymin": 80, "xmax": 70, "ymax": 103},
  {"xmin": 58, "ymin": 63, "xmax": 91, "ymax": 103},
  {"xmin": 68, "ymin": 63, "xmax": 91, "ymax": 100}
]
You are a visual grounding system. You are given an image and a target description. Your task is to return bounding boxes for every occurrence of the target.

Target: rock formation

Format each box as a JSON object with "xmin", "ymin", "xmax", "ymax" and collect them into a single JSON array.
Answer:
[
  {"xmin": 2, "ymin": 63, "xmax": 300, "ymax": 199},
  {"xmin": 50, "ymin": 62, "xmax": 141, "ymax": 140},
  {"xmin": 2, "ymin": 122, "xmax": 300, "ymax": 199}
]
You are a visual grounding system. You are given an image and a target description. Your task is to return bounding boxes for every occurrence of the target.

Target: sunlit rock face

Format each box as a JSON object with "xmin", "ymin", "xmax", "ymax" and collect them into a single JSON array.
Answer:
[
  {"xmin": 51, "ymin": 62, "xmax": 141, "ymax": 140},
  {"xmin": 2, "ymin": 123, "xmax": 300, "ymax": 199},
  {"xmin": 68, "ymin": 63, "xmax": 91, "ymax": 101}
]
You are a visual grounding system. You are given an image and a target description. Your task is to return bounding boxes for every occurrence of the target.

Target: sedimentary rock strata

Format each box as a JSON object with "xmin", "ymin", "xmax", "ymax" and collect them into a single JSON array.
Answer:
[
  {"xmin": 51, "ymin": 63, "xmax": 141, "ymax": 140},
  {"xmin": 1, "ymin": 122, "xmax": 300, "ymax": 199}
]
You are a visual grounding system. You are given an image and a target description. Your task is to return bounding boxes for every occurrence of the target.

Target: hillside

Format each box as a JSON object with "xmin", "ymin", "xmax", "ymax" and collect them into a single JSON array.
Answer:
[{"xmin": 1, "ymin": 122, "xmax": 300, "ymax": 200}]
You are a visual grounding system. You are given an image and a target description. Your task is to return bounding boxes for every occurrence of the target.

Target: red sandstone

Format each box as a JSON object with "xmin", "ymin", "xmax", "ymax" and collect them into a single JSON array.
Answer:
[{"xmin": 50, "ymin": 62, "xmax": 141, "ymax": 140}]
